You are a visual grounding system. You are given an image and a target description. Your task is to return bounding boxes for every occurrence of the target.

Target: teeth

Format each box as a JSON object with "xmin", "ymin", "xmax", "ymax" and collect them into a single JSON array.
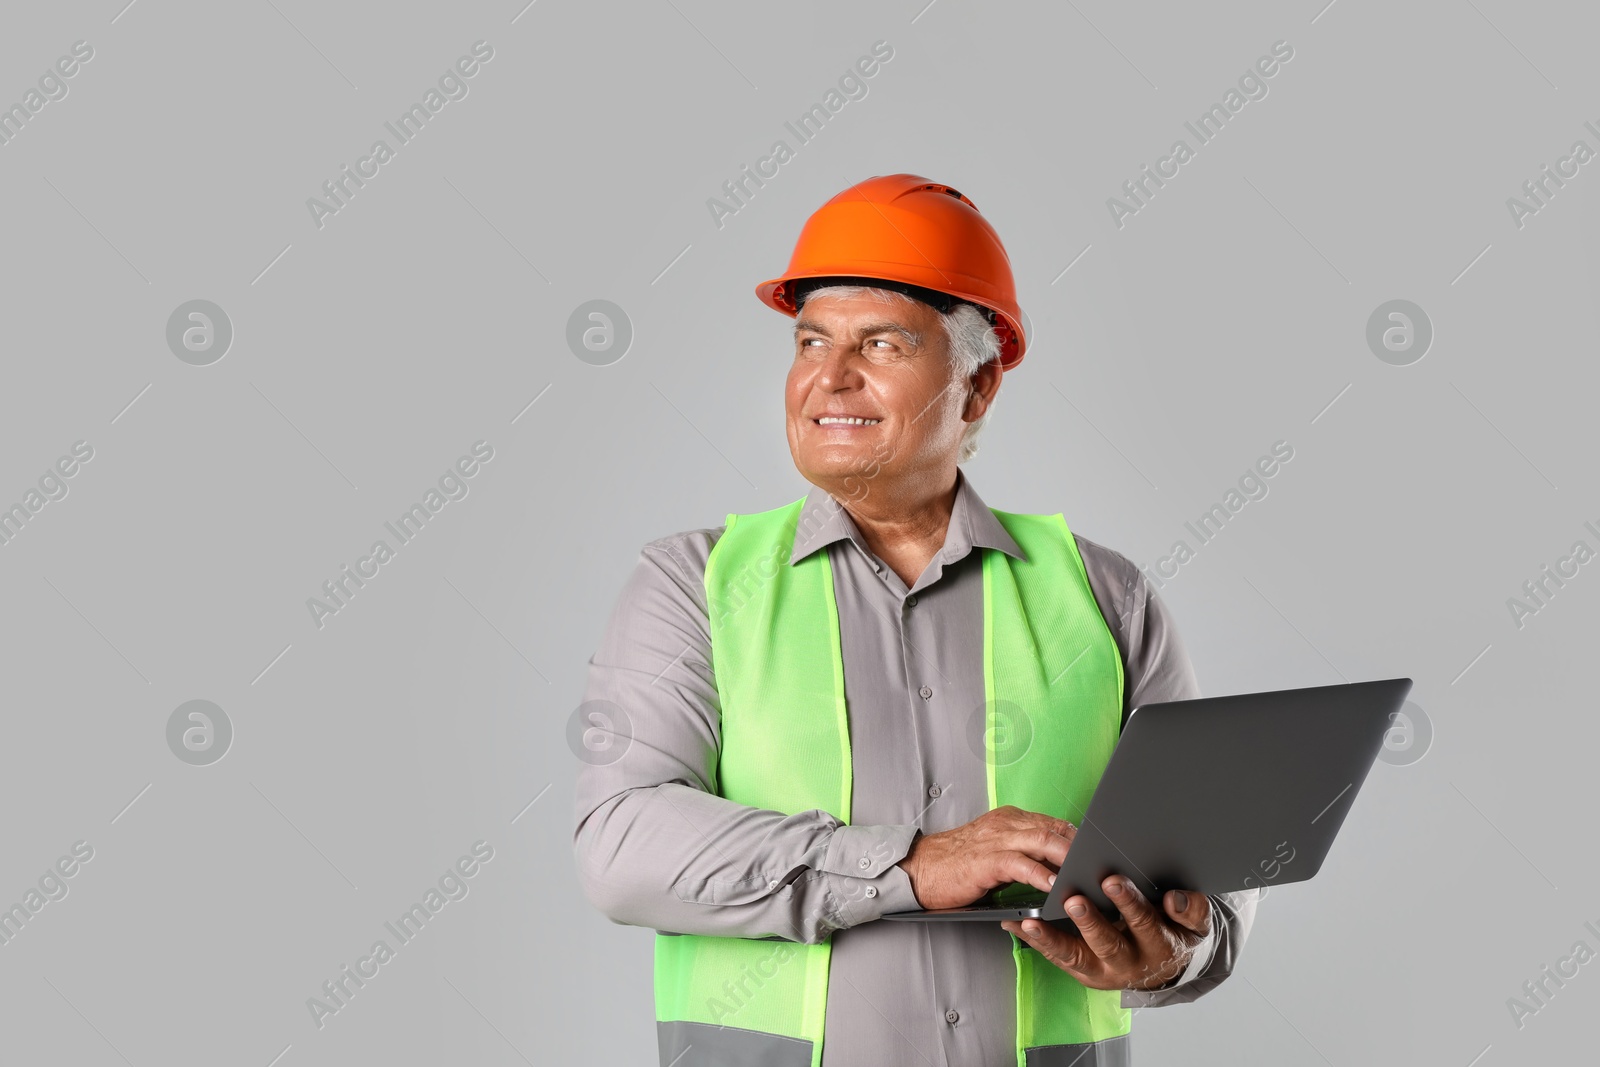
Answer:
[{"xmin": 817, "ymin": 417, "xmax": 881, "ymax": 426}]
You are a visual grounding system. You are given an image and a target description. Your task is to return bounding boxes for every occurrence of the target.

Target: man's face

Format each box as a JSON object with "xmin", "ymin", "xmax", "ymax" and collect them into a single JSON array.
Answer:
[{"xmin": 785, "ymin": 291, "xmax": 973, "ymax": 499}]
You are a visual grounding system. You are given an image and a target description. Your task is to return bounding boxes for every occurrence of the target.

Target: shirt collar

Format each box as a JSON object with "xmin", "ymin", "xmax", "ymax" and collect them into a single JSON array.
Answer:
[{"xmin": 787, "ymin": 471, "xmax": 1026, "ymax": 566}]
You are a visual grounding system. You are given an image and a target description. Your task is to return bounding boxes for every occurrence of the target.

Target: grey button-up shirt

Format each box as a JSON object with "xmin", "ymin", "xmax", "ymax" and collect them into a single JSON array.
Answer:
[{"xmin": 574, "ymin": 473, "xmax": 1258, "ymax": 1066}]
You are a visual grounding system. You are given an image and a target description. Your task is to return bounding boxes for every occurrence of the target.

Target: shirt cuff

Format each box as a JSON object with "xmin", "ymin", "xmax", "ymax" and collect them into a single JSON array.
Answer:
[
  {"xmin": 807, "ymin": 824, "xmax": 921, "ymax": 931},
  {"xmin": 818, "ymin": 823, "xmax": 918, "ymax": 879},
  {"xmin": 870, "ymin": 858, "xmax": 921, "ymax": 914}
]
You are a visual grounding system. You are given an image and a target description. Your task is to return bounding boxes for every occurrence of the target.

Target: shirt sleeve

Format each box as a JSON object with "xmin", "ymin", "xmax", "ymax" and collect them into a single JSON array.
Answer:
[
  {"xmin": 572, "ymin": 529, "xmax": 922, "ymax": 945},
  {"xmin": 1074, "ymin": 536, "xmax": 1261, "ymax": 1008}
]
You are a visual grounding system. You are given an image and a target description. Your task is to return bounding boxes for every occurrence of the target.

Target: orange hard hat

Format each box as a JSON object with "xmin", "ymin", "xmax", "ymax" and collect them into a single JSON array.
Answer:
[{"xmin": 756, "ymin": 173, "xmax": 1028, "ymax": 369}]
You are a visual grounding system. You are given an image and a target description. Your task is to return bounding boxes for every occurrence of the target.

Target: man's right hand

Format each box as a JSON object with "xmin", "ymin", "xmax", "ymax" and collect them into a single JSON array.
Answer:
[{"xmin": 896, "ymin": 806, "xmax": 1076, "ymax": 911}]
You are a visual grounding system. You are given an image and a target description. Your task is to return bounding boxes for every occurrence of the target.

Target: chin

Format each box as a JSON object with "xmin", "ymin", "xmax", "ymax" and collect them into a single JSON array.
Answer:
[
  {"xmin": 796, "ymin": 451, "xmax": 870, "ymax": 485},
  {"xmin": 800, "ymin": 443, "xmax": 871, "ymax": 467}
]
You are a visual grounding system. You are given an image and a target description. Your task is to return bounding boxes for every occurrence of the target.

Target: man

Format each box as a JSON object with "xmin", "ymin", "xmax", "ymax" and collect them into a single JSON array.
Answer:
[{"xmin": 574, "ymin": 174, "xmax": 1258, "ymax": 1066}]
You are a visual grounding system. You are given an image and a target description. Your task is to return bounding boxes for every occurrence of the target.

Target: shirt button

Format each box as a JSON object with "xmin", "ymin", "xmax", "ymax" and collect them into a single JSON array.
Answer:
[
  {"xmin": 768, "ymin": 880, "xmax": 780, "ymax": 890},
  {"xmin": 919, "ymin": 685, "xmax": 933, "ymax": 700},
  {"xmin": 906, "ymin": 594, "xmax": 918, "ymax": 606},
  {"xmin": 927, "ymin": 785, "xmax": 942, "ymax": 798},
  {"xmin": 945, "ymin": 1009, "xmax": 960, "ymax": 1024},
  {"xmin": 858, "ymin": 857, "xmax": 871, "ymax": 869},
  {"xmin": 864, "ymin": 886, "xmax": 878, "ymax": 898}
]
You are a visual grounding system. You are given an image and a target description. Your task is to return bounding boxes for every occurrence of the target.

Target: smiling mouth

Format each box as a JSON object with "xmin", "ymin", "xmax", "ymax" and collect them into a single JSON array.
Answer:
[{"xmin": 814, "ymin": 417, "xmax": 881, "ymax": 426}]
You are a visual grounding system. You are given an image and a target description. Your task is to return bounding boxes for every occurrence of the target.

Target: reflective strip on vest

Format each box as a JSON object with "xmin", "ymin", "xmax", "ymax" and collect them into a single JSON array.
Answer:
[
  {"xmin": 657, "ymin": 1022, "xmax": 1131, "ymax": 1066},
  {"xmin": 654, "ymin": 499, "xmax": 1129, "ymax": 1067}
]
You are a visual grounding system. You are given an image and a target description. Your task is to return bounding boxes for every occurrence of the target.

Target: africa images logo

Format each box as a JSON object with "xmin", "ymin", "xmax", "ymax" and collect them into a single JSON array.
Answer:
[
  {"xmin": 705, "ymin": 41, "xmax": 895, "ymax": 230},
  {"xmin": 1106, "ymin": 39, "xmax": 1295, "ymax": 228},
  {"xmin": 306, "ymin": 841, "xmax": 495, "ymax": 1029},
  {"xmin": 305, "ymin": 41, "xmax": 495, "ymax": 230},
  {"xmin": 306, "ymin": 441, "xmax": 494, "ymax": 629}
]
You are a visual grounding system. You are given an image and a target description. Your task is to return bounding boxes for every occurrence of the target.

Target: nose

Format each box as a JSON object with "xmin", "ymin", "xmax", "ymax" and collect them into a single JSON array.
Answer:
[{"xmin": 814, "ymin": 346, "xmax": 862, "ymax": 393}]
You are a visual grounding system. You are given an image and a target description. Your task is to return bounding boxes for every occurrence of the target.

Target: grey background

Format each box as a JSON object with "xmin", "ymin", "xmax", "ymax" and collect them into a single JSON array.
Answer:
[{"xmin": 1, "ymin": 0, "xmax": 1595, "ymax": 1064}]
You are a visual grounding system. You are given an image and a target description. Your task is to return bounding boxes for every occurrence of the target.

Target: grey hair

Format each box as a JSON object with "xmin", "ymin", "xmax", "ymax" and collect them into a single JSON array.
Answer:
[{"xmin": 799, "ymin": 285, "xmax": 1002, "ymax": 463}]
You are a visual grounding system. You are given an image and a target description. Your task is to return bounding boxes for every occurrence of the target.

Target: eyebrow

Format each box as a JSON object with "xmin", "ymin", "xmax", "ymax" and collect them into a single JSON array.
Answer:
[{"xmin": 793, "ymin": 319, "xmax": 922, "ymax": 346}]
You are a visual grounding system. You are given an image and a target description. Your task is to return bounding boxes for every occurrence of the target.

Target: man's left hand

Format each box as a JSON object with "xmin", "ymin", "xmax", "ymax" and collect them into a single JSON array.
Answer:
[{"xmin": 1001, "ymin": 877, "xmax": 1210, "ymax": 991}]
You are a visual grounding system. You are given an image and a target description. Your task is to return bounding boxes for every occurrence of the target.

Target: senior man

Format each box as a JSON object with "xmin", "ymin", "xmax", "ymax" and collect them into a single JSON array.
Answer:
[{"xmin": 574, "ymin": 174, "xmax": 1258, "ymax": 1067}]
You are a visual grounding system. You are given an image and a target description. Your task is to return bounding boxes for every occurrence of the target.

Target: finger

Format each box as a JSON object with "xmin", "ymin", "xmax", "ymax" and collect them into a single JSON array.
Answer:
[
  {"xmin": 1163, "ymin": 889, "xmax": 1212, "ymax": 937},
  {"xmin": 997, "ymin": 852, "xmax": 1058, "ymax": 896},
  {"xmin": 1021, "ymin": 810, "xmax": 1078, "ymax": 844},
  {"xmin": 1063, "ymin": 894, "xmax": 1128, "ymax": 965},
  {"xmin": 1006, "ymin": 919, "xmax": 1094, "ymax": 978},
  {"xmin": 1103, "ymin": 877, "xmax": 1166, "ymax": 951},
  {"xmin": 1011, "ymin": 826, "xmax": 1071, "ymax": 870}
]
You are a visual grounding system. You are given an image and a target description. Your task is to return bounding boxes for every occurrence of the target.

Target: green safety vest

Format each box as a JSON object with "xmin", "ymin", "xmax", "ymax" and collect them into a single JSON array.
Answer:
[{"xmin": 655, "ymin": 498, "xmax": 1129, "ymax": 1067}]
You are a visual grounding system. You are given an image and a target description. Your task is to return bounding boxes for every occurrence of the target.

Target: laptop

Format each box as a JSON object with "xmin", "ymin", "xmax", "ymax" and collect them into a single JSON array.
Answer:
[{"xmin": 883, "ymin": 677, "xmax": 1412, "ymax": 923}]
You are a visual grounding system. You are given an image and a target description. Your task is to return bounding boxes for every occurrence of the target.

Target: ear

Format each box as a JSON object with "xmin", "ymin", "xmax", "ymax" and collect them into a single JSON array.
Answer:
[{"xmin": 962, "ymin": 359, "xmax": 1004, "ymax": 424}]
